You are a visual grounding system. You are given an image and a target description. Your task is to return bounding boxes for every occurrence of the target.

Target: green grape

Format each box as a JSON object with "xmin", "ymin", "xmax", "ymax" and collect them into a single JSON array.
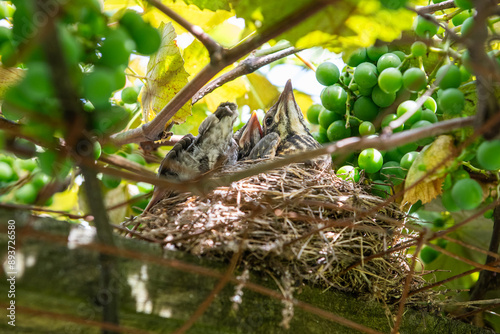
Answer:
[
  {"xmin": 12, "ymin": 138, "xmax": 36, "ymax": 159},
  {"xmin": 348, "ymin": 117, "xmax": 361, "ymax": 137},
  {"xmin": 400, "ymin": 151, "xmax": 418, "ymax": 170},
  {"xmin": 32, "ymin": 173, "xmax": 50, "ymax": 190},
  {"xmin": 99, "ymin": 27, "xmax": 135, "ymax": 68},
  {"xmin": 113, "ymin": 66, "xmax": 127, "ymax": 91},
  {"xmin": 420, "ymin": 109, "xmax": 438, "ymax": 123},
  {"xmin": 442, "ymin": 189, "xmax": 460, "ymax": 212},
  {"xmin": 320, "ymin": 85, "xmax": 347, "ymax": 113},
  {"xmin": 477, "ymin": 140, "xmax": 500, "ymax": 170},
  {"xmin": 451, "ymin": 11, "xmax": 470, "ymax": 26},
  {"xmin": 454, "ymin": 0, "xmax": 473, "ymax": 10},
  {"xmin": 83, "ymin": 101, "xmax": 95, "ymax": 112},
  {"xmin": 312, "ymin": 131, "xmax": 329, "ymax": 144},
  {"xmin": 82, "ymin": 68, "xmax": 115, "ymax": 109},
  {"xmin": 438, "ymin": 88, "xmax": 464, "ymax": 115},
  {"xmin": 423, "ymin": 96, "xmax": 437, "ymax": 113},
  {"xmin": 459, "ymin": 65, "xmax": 471, "ymax": 82},
  {"xmin": 442, "ymin": 174, "xmax": 452, "ymax": 190},
  {"xmin": 377, "ymin": 53, "xmax": 402, "ymax": 72},
  {"xmin": 484, "ymin": 209, "xmax": 494, "ymax": 219},
  {"xmin": 15, "ymin": 183, "xmax": 38, "ymax": 204},
  {"xmin": 23, "ymin": 62, "xmax": 54, "ymax": 102},
  {"xmin": 397, "ymin": 141, "xmax": 419, "ymax": 155},
  {"xmin": 58, "ymin": 24, "xmax": 82, "ymax": 65},
  {"xmin": 92, "ymin": 105, "xmax": 132, "ymax": 135},
  {"xmin": 380, "ymin": 161, "xmax": 406, "ymax": 185},
  {"xmin": 461, "ymin": 50, "xmax": 473, "ymax": 72},
  {"xmin": 380, "ymin": 0, "xmax": 407, "ymax": 10},
  {"xmin": 0, "ymin": 161, "xmax": 13, "ymax": 181},
  {"xmin": 392, "ymin": 51, "xmax": 406, "ymax": 62},
  {"xmin": 121, "ymin": 13, "xmax": 161, "ymax": 55},
  {"xmin": 327, "ymin": 120, "xmax": 351, "ymax": 141},
  {"xmin": 414, "ymin": 15, "xmax": 438, "ymax": 38},
  {"xmin": 126, "ymin": 153, "xmax": 146, "ymax": 165},
  {"xmin": 451, "ymin": 178, "xmax": 483, "ymax": 210},
  {"xmin": 316, "ymin": 62, "xmax": 340, "ymax": 86},
  {"xmin": 420, "ymin": 246, "xmax": 440, "ymax": 264},
  {"xmin": 366, "ymin": 45, "xmax": 388, "ymax": 62},
  {"xmin": 402, "ymin": 67, "xmax": 427, "ymax": 92},
  {"xmin": 336, "ymin": 165, "xmax": 360, "ymax": 182},
  {"xmin": 359, "ymin": 121, "xmax": 375, "ymax": 136},
  {"xmin": 461, "ymin": 17, "xmax": 474, "ymax": 35},
  {"xmin": 371, "ymin": 85, "xmax": 396, "ymax": 107},
  {"xmin": 411, "ymin": 120, "xmax": 433, "ymax": 145},
  {"xmin": 347, "ymin": 48, "xmax": 367, "ymax": 67},
  {"xmin": 18, "ymin": 158, "xmax": 37, "ymax": 172},
  {"xmin": 381, "ymin": 114, "xmax": 404, "ymax": 132},
  {"xmin": 358, "ymin": 85, "xmax": 373, "ymax": 96},
  {"xmin": 307, "ymin": 104, "xmax": 323, "ymax": 125},
  {"xmin": 436, "ymin": 64, "xmax": 461, "ymax": 89},
  {"xmin": 358, "ymin": 148, "xmax": 383, "ymax": 173},
  {"xmin": 371, "ymin": 180, "xmax": 392, "ymax": 198},
  {"xmin": 354, "ymin": 62, "xmax": 378, "ymax": 88},
  {"xmin": 0, "ymin": 26, "xmax": 12, "ymax": 47},
  {"xmin": 353, "ymin": 96, "xmax": 379, "ymax": 121},
  {"xmin": 102, "ymin": 174, "xmax": 121, "ymax": 189},
  {"xmin": 121, "ymin": 87, "xmax": 139, "ymax": 104},
  {"xmin": 318, "ymin": 107, "xmax": 342, "ymax": 129},
  {"xmin": 384, "ymin": 149, "xmax": 404, "ymax": 163},
  {"xmin": 396, "ymin": 100, "xmax": 422, "ymax": 126},
  {"xmin": 93, "ymin": 141, "xmax": 102, "ymax": 160},
  {"xmin": 411, "ymin": 41, "xmax": 427, "ymax": 57},
  {"xmin": 378, "ymin": 68, "xmax": 402, "ymax": 94},
  {"xmin": 452, "ymin": 168, "xmax": 470, "ymax": 182}
]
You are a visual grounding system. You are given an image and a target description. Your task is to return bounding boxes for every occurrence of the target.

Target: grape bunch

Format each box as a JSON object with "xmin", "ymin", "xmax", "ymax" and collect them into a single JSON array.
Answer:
[
  {"xmin": 0, "ymin": 1, "xmax": 160, "ymax": 207},
  {"xmin": 306, "ymin": 7, "xmax": 499, "ymax": 210}
]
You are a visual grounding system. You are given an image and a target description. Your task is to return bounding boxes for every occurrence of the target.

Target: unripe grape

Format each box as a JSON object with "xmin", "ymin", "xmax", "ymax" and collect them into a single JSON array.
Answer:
[
  {"xmin": 377, "ymin": 53, "xmax": 402, "ymax": 72},
  {"xmin": 321, "ymin": 85, "xmax": 347, "ymax": 113},
  {"xmin": 15, "ymin": 183, "xmax": 38, "ymax": 204},
  {"xmin": 354, "ymin": 62, "xmax": 378, "ymax": 88},
  {"xmin": 442, "ymin": 189, "xmax": 460, "ymax": 212},
  {"xmin": 451, "ymin": 11, "xmax": 470, "ymax": 27},
  {"xmin": 358, "ymin": 148, "xmax": 383, "ymax": 173},
  {"xmin": 359, "ymin": 121, "xmax": 376, "ymax": 136},
  {"xmin": 371, "ymin": 180, "xmax": 392, "ymax": 198},
  {"xmin": 306, "ymin": 104, "xmax": 323, "ymax": 125},
  {"xmin": 403, "ymin": 67, "xmax": 427, "ymax": 92},
  {"xmin": 461, "ymin": 17, "xmax": 474, "ymax": 35},
  {"xmin": 336, "ymin": 165, "xmax": 360, "ymax": 182},
  {"xmin": 380, "ymin": 161, "xmax": 406, "ymax": 185},
  {"xmin": 380, "ymin": 0, "xmax": 407, "ymax": 10},
  {"xmin": 414, "ymin": 15, "xmax": 438, "ymax": 38},
  {"xmin": 420, "ymin": 246, "xmax": 440, "ymax": 264},
  {"xmin": 378, "ymin": 68, "xmax": 402, "ymax": 94},
  {"xmin": 367, "ymin": 45, "xmax": 389, "ymax": 62},
  {"xmin": 121, "ymin": 87, "xmax": 139, "ymax": 104},
  {"xmin": 451, "ymin": 178, "xmax": 483, "ymax": 210},
  {"xmin": 420, "ymin": 109, "xmax": 438, "ymax": 123},
  {"xmin": 315, "ymin": 62, "xmax": 340, "ymax": 86},
  {"xmin": 396, "ymin": 100, "xmax": 422, "ymax": 126},
  {"xmin": 318, "ymin": 108, "xmax": 342, "ymax": 129},
  {"xmin": 392, "ymin": 51, "xmax": 406, "ymax": 62},
  {"xmin": 347, "ymin": 48, "xmax": 367, "ymax": 67},
  {"xmin": 477, "ymin": 140, "xmax": 500, "ymax": 170},
  {"xmin": 371, "ymin": 85, "xmax": 396, "ymax": 107},
  {"xmin": 423, "ymin": 96, "xmax": 437, "ymax": 113},
  {"xmin": 454, "ymin": 0, "xmax": 473, "ymax": 10},
  {"xmin": 353, "ymin": 96, "xmax": 379, "ymax": 121},
  {"xmin": 400, "ymin": 151, "xmax": 418, "ymax": 170},
  {"xmin": 0, "ymin": 161, "xmax": 13, "ymax": 181},
  {"xmin": 411, "ymin": 41, "xmax": 427, "ymax": 57},
  {"xmin": 381, "ymin": 114, "xmax": 404, "ymax": 132},
  {"xmin": 327, "ymin": 120, "xmax": 351, "ymax": 141},
  {"xmin": 102, "ymin": 174, "xmax": 121, "ymax": 189},
  {"xmin": 437, "ymin": 88, "xmax": 464, "ymax": 115},
  {"xmin": 436, "ymin": 64, "xmax": 461, "ymax": 89}
]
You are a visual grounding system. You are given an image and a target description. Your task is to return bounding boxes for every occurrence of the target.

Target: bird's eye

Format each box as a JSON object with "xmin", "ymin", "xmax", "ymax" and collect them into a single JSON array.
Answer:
[{"xmin": 265, "ymin": 116, "xmax": 273, "ymax": 127}]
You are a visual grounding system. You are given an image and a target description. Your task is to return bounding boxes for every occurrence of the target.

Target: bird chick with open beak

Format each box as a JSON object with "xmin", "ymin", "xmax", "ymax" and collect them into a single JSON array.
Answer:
[
  {"xmin": 144, "ymin": 102, "xmax": 238, "ymax": 213},
  {"xmin": 233, "ymin": 111, "xmax": 263, "ymax": 161},
  {"xmin": 249, "ymin": 79, "xmax": 331, "ymax": 168}
]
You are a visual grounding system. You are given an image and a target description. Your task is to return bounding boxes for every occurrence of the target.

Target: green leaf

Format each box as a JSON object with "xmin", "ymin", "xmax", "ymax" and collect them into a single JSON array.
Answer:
[
  {"xmin": 182, "ymin": 0, "xmax": 231, "ymax": 11},
  {"xmin": 140, "ymin": 22, "xmax": 191, "ymax": 126},
  {"xmin": 236, "ymin": 73, "xmax": 279, "ymax": 111}
]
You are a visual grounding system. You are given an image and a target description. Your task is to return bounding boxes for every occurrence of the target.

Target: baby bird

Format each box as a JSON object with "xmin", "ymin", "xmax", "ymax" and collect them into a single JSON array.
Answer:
[
  {"xmin": 233, "ymin": 111, "xmax": 263, "ymax": 161},
  {"xmin": 144, "ymin": 102, "xmax": 238, "ymax": 212}
]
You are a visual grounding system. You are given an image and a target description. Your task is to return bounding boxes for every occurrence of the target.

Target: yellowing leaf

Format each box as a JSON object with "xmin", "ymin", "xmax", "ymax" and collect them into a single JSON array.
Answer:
[
  {"xmin": 293, "ymin": 91, "xmax": 313, "ymax": 118},
  {"xmin": 140, "ymin": 22, "xmax": 191, "ymax": 125},
  {"xmin": 126, "ymin": 57, "xmax": 146, "ymax": 85},
  {"xmin": 236, "ymin": 73, "xmax": 279, "ymax": 111},
  {"xmin": 182, "ymin": 39, "xmax": 210, "ymax": 79},
  {"xmin": 402, "ymin": 135, "xmax": 456, "ymax": 207},
  {"xmin": 0, "ymin": 67, "xmax": 24, "ymax": 99}
]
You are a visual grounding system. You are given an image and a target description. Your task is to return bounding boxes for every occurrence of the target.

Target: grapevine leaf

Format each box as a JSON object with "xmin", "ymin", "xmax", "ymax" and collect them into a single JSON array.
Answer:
[
  {"xmin": 402, "ymin": 135, "xmax": 456, "ymax": 207},
  {"xmin": 236, "ymin": 73, "xmax": 279, "ymax": 111},
  {"xmin": 140, "ymin": 22, "xmax": 191, "ymax": 126},
  {"xmin": 182, "ymin": 0, "xmax": 231, "ymax": 11},
  {"xmin": 182, "ymin": 39, "xmax": 210, "ymax": 80}
]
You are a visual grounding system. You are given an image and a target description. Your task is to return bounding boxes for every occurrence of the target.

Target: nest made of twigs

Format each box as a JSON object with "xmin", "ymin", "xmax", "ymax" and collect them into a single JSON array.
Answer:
[{"xmin": 131, "ymin": 160, "xmax": 427, "ymax": 303}]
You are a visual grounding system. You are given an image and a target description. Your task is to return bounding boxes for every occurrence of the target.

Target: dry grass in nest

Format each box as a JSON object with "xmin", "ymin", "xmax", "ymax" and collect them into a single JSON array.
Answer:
[{"xmin": 130, "ymin": 160, "xmax": 427, "ymax": 304}]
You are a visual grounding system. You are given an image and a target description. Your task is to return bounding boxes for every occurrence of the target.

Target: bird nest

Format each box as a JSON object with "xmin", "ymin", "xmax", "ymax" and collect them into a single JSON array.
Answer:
[{"xmin": 132, "ymin": 161, "xmax": 427, "ymax": 304}]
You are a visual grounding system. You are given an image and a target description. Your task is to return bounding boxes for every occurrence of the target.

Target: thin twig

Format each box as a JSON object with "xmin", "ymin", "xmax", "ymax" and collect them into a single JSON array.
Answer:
[
  {"xmin": 146, "ymin": 0, "xmax": 222, "ymax": 57},
  {"xmin": 192, "ymin": 47, "xmax": 299, "ymax": 104},
  {"xmin": 415, "ymin": 0, "xmax": 456, "ymax": 14}
]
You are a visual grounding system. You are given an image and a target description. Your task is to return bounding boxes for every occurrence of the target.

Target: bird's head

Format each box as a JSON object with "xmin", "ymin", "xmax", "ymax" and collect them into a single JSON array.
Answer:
[
  {"xmin": 262, "ymin": 79, "xmax": 310, "ymax": 139},
  {"xmin": 235, "ymin": 111, "xmax": 263, "ymax": 159}
]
